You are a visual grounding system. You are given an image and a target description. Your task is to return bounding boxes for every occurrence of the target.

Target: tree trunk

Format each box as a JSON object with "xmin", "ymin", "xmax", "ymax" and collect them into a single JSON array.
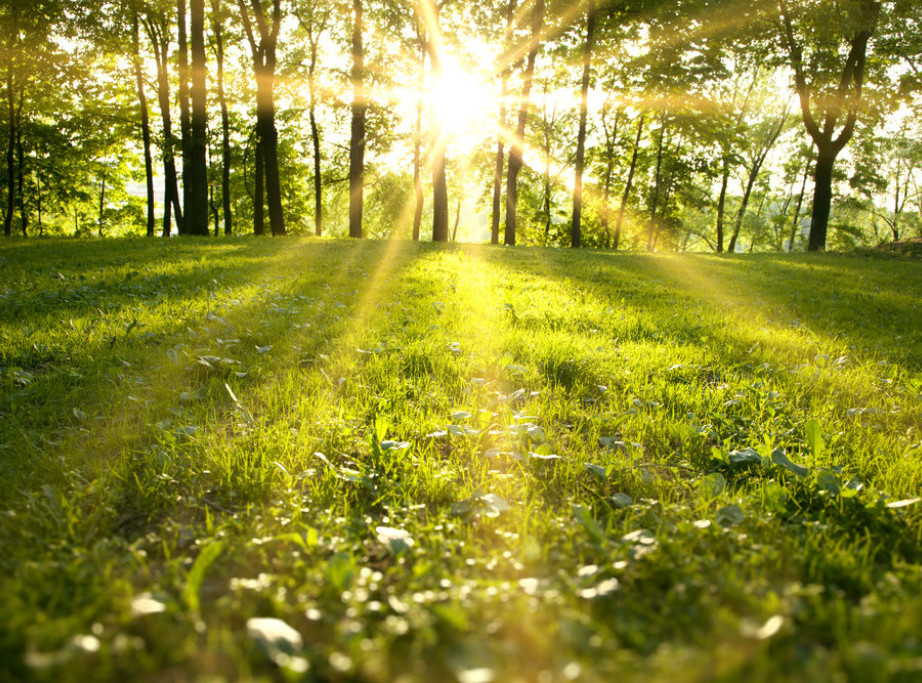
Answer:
[
  {"xmin": 647, "ymin": 123, "xmax": 666, "ymax": 251},
  {"xmin": 428, "ymin": 4, "xmax": 449, "ymax": 243},
  {"xmin": 614, "ymin": 114, "xmax": 643, "ymax": 250},
  {"xmin": 177, "ymin": 0, "xmax": 191, "ymax": 233},
  {"xmin": 412, "ymin": 35, "xmax": 424, "ymax": 241},
  {"xmin": 715, "ymin": 156, "xmax": 729, "ymax": 252},
  {"xmin": 451, "ymin": 194, "xmax": 461, "ymax": 241},
  {"xmin": 98, "ymin": 174, "xmax": 106, "ymax": 237},
  {"xmin": 349, "ymin": 0, "xmax": 366, "ymax": 238},
  {"xmin": 308, "ymin": 32, "xmax": 323, "ymax": 237},
  {"xmin": 490, "ymin": 74, "xmax": 507, "ymax": 245},
  {"xmin": 133, "ymin": 14, "xmax": 156, "ymax": 237},
  {"xmin": 212, "ymin": 4, "xmax": 232, "ymax": 235},
  {"xmin": 4, "ymin": 65, "xmax": 15, "ymax": 237},
  {"xmin": 36, "ymin": 172, "xmax": 42, "ymax": 236},
  {"xmin": 145, "ymin": 15, "xmax": 183, "ymax": 236},
  {"xmin": 598, "ymin": 108, "xmax": 620, "ymax": 248},
  {"xmin": 787, "ymin": 161, "xmax": 809, "ymax": 251},
  {"xmin": 17, "ymin": 121, "xmax": 27, "ymax": 237},
  {"xmin": 254, "ymin": 136, "xmax": 265, "ymax": 235},
  {"xmin": 808, "ymin": 146, "xmax": 835, "ymax": 252},
  {"xmin": 569, "ymin": 0, "xmax": 595, "ymax": 249},
  {"xmin": 187, "ymin": 0, "xmax": 209, "ymax": 235},
  {"xmin": 504, "ymin": 0, "xmax": 544, "ymax": 246}
]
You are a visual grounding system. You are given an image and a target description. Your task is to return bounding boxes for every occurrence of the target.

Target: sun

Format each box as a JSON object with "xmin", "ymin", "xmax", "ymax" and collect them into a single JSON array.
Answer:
[{"xmin": 428, "ymin": 57, "xmax": 493, "ymax": 141}]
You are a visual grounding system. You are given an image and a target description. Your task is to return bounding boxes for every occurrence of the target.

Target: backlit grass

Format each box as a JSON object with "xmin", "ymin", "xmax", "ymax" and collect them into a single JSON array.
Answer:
[{"xmin": 1, "ymin": 237, "xmax": 921, "ymax": 681}]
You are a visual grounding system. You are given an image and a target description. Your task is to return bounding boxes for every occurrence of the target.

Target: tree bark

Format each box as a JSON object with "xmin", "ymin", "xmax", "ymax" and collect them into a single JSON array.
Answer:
[
  {"xmin": 17, "ymin": 124, "xmax": 26, "ymax": 237},
  {"xmin": 348, "ymin": 0, "xmax": 366, "ymax": 238},
  {"xmin": 647, "ymin": 122, "xmax": 666, "ymax": 251},
  {"xmin": 187, "ymin": 0, "xmax": 209, "ymax": 235},
  {"xmin": 504, "ymin": 0, "xmax": 544, "ymax": 246},
  {"xmin": 307, "ymin": 28, "xmax": 323, "ymax": 236},
  {"xmin": 177, "ymin": 0, "xmax": 192, "ymax": 232},
  {"xmin": 4, "ymin": 65, "xmax": 15, "ymax": 237},
  {"xmin": 425, "ymin": 2, "xmax": 449, "ymax": 243},
  {"xmin": 133, "ymin": 13, "xmax": 156, "ymax": 237},
  {"xmin": 98, "ymin": 174, "xmax": 106, "ymax": 237},
  {"xmin": 808, "ymin": 148, "xmax": 835, "ymax": 251},
  {"xmin": 569, "ymin": 0, "xmax": 595, "ymax": 249},
  {"xmin": 490, "ymin": 74, "xmax": 507, "ymax": 245},
  {"xmin": 239, "ymin": 0, "xmax": 285, "ymax": 236},
  {"xmin": 211, "ymin": 2, "xmax": 232, "ymax": 235},
  {"xmin": 787, "ymin": 158, "xmax": 810, "ymax": 251},
  {"xmin": 144, "ymin": 14, "xmax": 183, "ymax": 236},
  {"xmin": 254, "ymin": 136, "xmax": 265, "ymax": 235},
  {"xmin": 614, "ymin": 114, "xmax": 643, "ymax": 250},
  {"xmin": 715, "ymin": 156, "xmax": 729, "ymax": 252}
]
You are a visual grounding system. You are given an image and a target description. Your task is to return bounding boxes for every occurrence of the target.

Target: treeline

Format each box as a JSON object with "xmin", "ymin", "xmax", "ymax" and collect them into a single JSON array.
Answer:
[{"xmin": 1, "ymin": 0, "xmax": 921, "ymax": 251}]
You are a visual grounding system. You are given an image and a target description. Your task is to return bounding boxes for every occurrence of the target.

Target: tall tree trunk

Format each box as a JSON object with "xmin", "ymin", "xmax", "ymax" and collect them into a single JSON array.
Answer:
[
  {"xmin": 504, "ymin": 0, "xmax": 544, "ymax": 246},
  {"xmin": 598, "ymin": 107, "xmax": 620, "ymax": 248},
  {"xmin": 133, "ymin": 13, "xmax": 156, "ymax": 237},
  {"xmin": 177, "ymin": 0, "xmax": 191, "ymax": 232},
  {"xmin": 211, "ymin": 3, "xmax": 232, "ymax": 235},
  {"xmin": 490, "ymin": 73, "xmax": 507, "ymax": 245},
  {"xmin": 308, "ymin": 33, "xmax": 323, "ymax": 237},
  {"xmin": 647, "ymin": 122, "xmax": 666, "ymax": 251},
  {"xmin": 807, "ymin": 147, "xmax": 835, "ymax": 252},
  {"xmin": 16, "ymin": 124, "xmax": 26, "ymax": 237},
  {"xmin": 98, "ymin": 174, "xmax": 106, "ymax": 237},
  {"xmin": 614, "ymin": 114, "xmax": 643, "ymax": 250},
  {"xmin": 145, "ymin": 15, "xmax": 183, "ymax": 236},
  {"xmin": 36, "ymin": 171, "xmax": 41, "ymax": 236},
  {"xmin": 787, "ymin": 158, "xmax": 810, "ymax": 251},
  {"xmin": 412, "ymin": 36, "xmax": 424, "ymax": 241},
  {"xmin": 426, "ymin": 2, "xmax": 449, "ymax": 243},
  {"xmin": 569, "ymin": 0, "xmax": 595, "ymax": 249},
  {"xmin": 348, "ymin": 0, "xmax": 366, "ymax": 238},
  {"xmin": 254, "ymin": 136, "xmax": 265, "ymax": 235},
  {"xmin": 187, "ymin": 0, "xmax": 209, "ymax": 235},
  {"xmin": 239, "ymin": 0, "xmax": 285, "ymax": 236},
  {"xmin": 715, "ymin": 156, "xmax": 729, "ymax": 252},
  {"xmin": 451, "ymin": 194, "xmax": 461, "ymax": 241},
  {"xmin": 4, "ymin": 65, "xmax": 15, "ymax": 237}
]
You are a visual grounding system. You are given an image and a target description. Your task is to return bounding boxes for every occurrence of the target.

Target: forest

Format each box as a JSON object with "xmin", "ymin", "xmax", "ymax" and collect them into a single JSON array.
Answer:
[{"xmin": 3, "ymin": 0, "xmax": 921, "ymax": 251}]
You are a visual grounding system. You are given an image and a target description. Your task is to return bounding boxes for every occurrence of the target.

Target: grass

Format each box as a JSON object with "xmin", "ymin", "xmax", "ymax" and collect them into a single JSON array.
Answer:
[{"xmin": 1, "ymin": 236, "xmax": 921, "ymax": 682}]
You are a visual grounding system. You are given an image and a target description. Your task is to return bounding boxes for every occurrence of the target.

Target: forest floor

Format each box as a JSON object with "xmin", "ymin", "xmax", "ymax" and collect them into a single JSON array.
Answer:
[{"xmin": 1, "ymin": 237, "xmax": 921, "ymax": 682}]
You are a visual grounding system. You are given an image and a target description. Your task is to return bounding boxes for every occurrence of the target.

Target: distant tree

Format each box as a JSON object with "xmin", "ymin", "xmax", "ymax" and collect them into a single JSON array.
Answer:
[
  {"xmin": 777, "ymin": 0, "xmax": 882, "ymax": 251},
  {"xmin": 239, "ymin": 0, "xmax": 286, "ymax": 236},
  {"xmin": 504, "ymin": 0, "xmax": 544, "ymax": 246},
  {"xmin": 187, "ymin": 0, "xmax": 209, "ymax": 235}
]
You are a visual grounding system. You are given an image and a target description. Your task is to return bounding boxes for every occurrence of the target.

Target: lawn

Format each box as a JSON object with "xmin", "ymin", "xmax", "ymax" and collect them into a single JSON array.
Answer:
[{"xmin": 1, "ymin": 237, "xmax": 921, "ymax": 682}]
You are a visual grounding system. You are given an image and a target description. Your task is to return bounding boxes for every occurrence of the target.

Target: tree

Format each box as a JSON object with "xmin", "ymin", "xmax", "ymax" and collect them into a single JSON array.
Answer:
[
  {"xmin": 187, "ymin": 0, "xmax": 209, "ymax": 235},
  {"xmin": 211, "ymin": 0, "xmax": 232, "ymax": 235},
  {"xmin": 778, "ymin": 0, "xmax": 882, "ymax": 251},
  {"xmin": 569, "ymin": 0, "xmax": 595, "ymax": 248},
  {"xmin": 239, "ymin": 0, "xmax": 286, "ymax": 236},
  {"xmin": 504, "ymin": 0, "xmax": 544, "ymax": 246},
  {"xmin": 348, "ymin": 0, "xmax": 365, "ymax": 238}
]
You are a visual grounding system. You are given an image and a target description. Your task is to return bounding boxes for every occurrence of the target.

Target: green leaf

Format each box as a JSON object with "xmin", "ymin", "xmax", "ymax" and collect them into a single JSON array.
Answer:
[
  {"xmin": 584, "ymin": 463, "xmax": 607, "ymax": 483},
  {"xmin": 716, "ymin": 505, "xmax": 745, "ymax": 527},
  {"xmin": 182, "ymin": 540, "xmax": 225, "ymax": 614},
  {"xmin": 697, "ymin": 472, "xmax": 726, "ymax": 500},
  {"xmin": 728, "ymin": 448, "xmax": 761, "ymax": 466},
  {"xmin": 771, "ymin": 448, "xmax": 809, "ymax": 478},
  {"xmin": 609, "ymin": 492, "xmax": 633, "ymax": 509},
  {"xmin": 573, "ymin": 505, "xmax": 605, "ymax": 544},
  {"xmin": 816, "ymin": 470, "xmax": 840, "ymax": 494},
  {"xmin": 805, "ymin": 420, "xmax": 824, "ymax": 459}
]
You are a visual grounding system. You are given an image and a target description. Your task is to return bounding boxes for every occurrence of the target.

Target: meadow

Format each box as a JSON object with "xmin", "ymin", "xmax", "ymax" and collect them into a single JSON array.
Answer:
[{"xmin": 1, "ymin": 237, "xmax": 921, "ymax": 682}]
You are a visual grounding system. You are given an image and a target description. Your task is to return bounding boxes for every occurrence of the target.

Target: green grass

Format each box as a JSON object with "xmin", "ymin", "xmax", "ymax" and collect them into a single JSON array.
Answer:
[{"xmin": 1, "ymin": 237, "xmax": 921, "ymax": 682}]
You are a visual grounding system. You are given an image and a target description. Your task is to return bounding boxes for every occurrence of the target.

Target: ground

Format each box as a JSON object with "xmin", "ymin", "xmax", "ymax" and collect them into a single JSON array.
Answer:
[{"xmin": 1, "ymin": 238, "xmax": 921, "ymax": 681}]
